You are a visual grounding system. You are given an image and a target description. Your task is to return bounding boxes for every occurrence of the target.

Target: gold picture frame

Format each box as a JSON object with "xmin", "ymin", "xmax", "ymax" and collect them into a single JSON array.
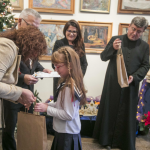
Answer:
[
  {"xmin": 29, "ymin": 0, "xmax": 75, "ymax": 14},
  {"xmin": 118, "ymin": 0, "xmax": 150, "ymax": 14},
  {"xmin": 79, "ymin": 21, "xmax": 112, "ymax": 53},
  {"xmin": 80, "ymin": 0, "xmax": 111, "ymax": 13},
  {"xmin": 39, "ymin": 20, "xmax": 67, "ymax": 60},
  {"xmin": 11, "ymin": 0, "xmax": 24, "ymax": 11},
  {"xmin": 118, "ymin": 23, "xmax": 150, "ymax": 53},
  {"xmin": 15, "ymin": 19, "xmax": 67, "ymax": 60}
]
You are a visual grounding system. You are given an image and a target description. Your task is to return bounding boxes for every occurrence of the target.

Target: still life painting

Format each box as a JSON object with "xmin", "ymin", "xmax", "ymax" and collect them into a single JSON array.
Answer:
[
  {"xmin": 79, "ymin": 21, "xmax": 112, "ymax": 53},
  {"xmin": 80, "ymin": 0, "xmax": 111, "ymax": 13},
  {"xmin": 39, "ymin": 20, "xmax": 67, "ymax": 60},
  {"xmin": 29, "ymin": 0, "xmax": 75, "ymax": 14},
  {"xmin": 118, "ymin": 0, "xmax": 150, "ymax": 14}
]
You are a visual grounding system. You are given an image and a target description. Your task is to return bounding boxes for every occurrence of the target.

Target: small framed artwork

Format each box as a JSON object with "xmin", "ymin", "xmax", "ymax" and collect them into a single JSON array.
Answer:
[
  {"xmin": 118, "ymin": 0, "xmax": 150, "ymax": 14},
  {"xmin": 118, "ymin": 23, "xmax": 150, "ymax": 52},
  {"xmin": 80, "ymin": 0, "xmax": 111, "ymax": 13},
  {"xmin": 29, "ymin": 0, "xmax": 75, "ymax": 14},
  {"xmin": 10, "ymin": 0, "xmax": 24, "ymax": 11},
  {"xmin": 78, "ymin": 21, "xmax": 112, "ymax": 53},
  {"xmin": 39, "ymin": 20, "xmax": 67, "ymax": 60}
]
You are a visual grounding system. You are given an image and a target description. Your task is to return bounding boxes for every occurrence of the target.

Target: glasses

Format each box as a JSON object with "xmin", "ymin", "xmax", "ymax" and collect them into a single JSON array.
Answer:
[
  {"xmin": 131, "ymin": 27, "xmax": 143, "ymax": 35},
  {"xmin": 67, "ymin": 30, "xmax": 77, "ymax": 34},
  {"xmin": 22, "ymin": 18, "xmax": 31, "ymax": 26},
  {"xmin": 54, "ymin": 64, "xmax": 65, "ymax": 69}
]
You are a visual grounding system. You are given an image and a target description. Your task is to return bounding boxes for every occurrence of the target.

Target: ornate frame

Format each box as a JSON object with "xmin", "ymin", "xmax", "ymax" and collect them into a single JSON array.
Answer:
[
  {"xmin": 118, "ymin": 23, "xmax": 150, "ymax": 53},
  {"xmin": 118, "ymin": 0, "xmax": 150, "ymax": 14},
  {"xmin": 11, "ymin": 0, "xmax": 24, "ymax": 11},
  {"xmin": 39, "ymin": 20, "xmax": 67, "ymax": 60},
  {"xmin": 29, "ymin": 0, "xmax": 75, "ymax": 14},
  {"xmin": 15, "ymin": 19, "xmax": 67, "ymax": 60},
  {"xmin": 78, "ymin": 21, "xmax": 112, "ymax": 53},
  {"xmin": 80, "ymin": 0, "xmax": 111, "ymax": 13}
]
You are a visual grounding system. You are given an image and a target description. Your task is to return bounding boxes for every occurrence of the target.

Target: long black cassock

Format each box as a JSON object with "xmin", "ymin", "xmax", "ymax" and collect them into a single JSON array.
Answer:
[{"xmin": 93, "ymin": 34, "xmax": 149, "ymax": 150}]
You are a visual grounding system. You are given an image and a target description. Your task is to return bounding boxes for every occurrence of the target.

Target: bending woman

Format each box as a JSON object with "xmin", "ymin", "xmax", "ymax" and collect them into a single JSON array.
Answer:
[{"xmin": 0, "ymin": 26, "xmax": 47, "ymax": 107}]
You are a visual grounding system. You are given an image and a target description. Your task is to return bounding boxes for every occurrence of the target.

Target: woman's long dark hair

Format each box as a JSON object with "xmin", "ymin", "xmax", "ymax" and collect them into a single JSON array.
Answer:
[{"xmin": 63, "ymin": 20, "xmax": 85, "ymax": 57}]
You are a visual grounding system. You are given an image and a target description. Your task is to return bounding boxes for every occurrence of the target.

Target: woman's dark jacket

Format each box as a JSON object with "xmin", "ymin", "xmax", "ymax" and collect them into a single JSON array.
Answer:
[{"xmin": 52, "ymin": 37, "xmax": 88, "ymax": 101}]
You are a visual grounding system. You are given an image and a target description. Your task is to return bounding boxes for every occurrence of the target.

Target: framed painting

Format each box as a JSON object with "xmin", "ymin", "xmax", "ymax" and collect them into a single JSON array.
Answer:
[
  {"xmin": 39, "ymin": 20, "xmax": 67, "ymax": 60},
  {"xmin": 78, "ymin": 21, "xmax": 112, "ymax": 53},
  {"xmin": 80, "ymin": 0, "xmax": 111, "ymax": 13},
  {"xmin": 29, "ymin": 0, "xmax": 75, "ymax": 14},
  {"xmin": 118, "ymin": 0, "xmax": 150, "ymax": 14},
  {"xmin": 10, "ymin": 0, "xmax": 24, "ymax": 11},
  {"xmin": 118, "ymin": 23, "xmax": 150, "ymax": 53}
]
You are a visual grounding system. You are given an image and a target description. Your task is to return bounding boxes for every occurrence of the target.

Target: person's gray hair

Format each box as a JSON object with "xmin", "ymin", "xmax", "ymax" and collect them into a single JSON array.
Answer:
[
  {"xmin": 131, "ymin": 16, "xmax": 149, "ymax": 31},
  {"xmin": 19, "ymin": 8, "xmax": 42, "ymax": 21}
]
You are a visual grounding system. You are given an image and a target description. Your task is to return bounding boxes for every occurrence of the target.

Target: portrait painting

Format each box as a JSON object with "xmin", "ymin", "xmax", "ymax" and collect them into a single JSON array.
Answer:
[
  {"xmin": 29, "ymin": 0, "xmax": 75, "ymax": 14},
  {"xmin": 80, "ymin": 0, "xmax": 111, "ymax": 13},
  {"xmin": 118, "ymin": 0, "xmax": 150, "ymax": 14},
  {"xmin": 118, "ymin": 23, "xmax": 150, "ymax": 52},
  {"xmin": 10, "ymin": 0, "xmax": 23, "ymax": 10},
  {"xmin": 79, "ymin": 21, "xmax": 112, "ymax": 53},
  {"xmin": 39, "ymin": 20, "xmax": 67, "ymax": 60}
]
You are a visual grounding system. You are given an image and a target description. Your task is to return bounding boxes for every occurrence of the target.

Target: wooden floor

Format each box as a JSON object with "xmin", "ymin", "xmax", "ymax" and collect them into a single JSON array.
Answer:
[{"xmin": 0, "ymin": 131, "xmax": 150, "ymax": 150}]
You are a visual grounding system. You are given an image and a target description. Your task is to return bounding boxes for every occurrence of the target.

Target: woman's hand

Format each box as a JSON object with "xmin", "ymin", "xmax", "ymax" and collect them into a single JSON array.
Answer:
[
  {"xmin": 43, "ymin": 68, "xmax": 52, "ymax": 74},
  {"xmin": 24, "ymin": 74, "xmax": 38, "ymax": 85},
  {"xmin": 34, "ymin": 103, "xmax": 48, "ymax": 112}
]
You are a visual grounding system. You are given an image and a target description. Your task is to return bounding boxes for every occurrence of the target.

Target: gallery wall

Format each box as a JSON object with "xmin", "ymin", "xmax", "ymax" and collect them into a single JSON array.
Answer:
[{"xmin": 12, "ymin": 0, "xmax": 150, "ymax": 102}]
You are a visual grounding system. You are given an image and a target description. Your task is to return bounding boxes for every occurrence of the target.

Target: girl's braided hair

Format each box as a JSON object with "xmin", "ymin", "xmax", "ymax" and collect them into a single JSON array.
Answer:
[{"xmin": 51, "ymin": 46, "xmax": 87, "ymax": 107}]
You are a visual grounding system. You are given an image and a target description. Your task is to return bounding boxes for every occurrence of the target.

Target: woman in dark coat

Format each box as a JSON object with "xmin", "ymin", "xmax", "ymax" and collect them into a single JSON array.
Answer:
[{"xmin": 52, "ymin": 20, "xmax": 88, "ymax": 102}]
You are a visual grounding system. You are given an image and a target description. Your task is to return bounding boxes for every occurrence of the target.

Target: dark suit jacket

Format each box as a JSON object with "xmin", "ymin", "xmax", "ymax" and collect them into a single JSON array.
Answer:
[{"xmin": 4, "ymin": 60, "xmax": 44, "ymax": 109}]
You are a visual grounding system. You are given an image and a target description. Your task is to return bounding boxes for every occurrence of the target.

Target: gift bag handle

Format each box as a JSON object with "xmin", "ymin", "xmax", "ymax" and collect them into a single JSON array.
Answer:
[
  {"xmin": 117, "ymin": 43, "xmax": 123, "ymax": 55},
  {"xmin": 25, "ymin": 100, "xmax": 39, "ymax": 115}
]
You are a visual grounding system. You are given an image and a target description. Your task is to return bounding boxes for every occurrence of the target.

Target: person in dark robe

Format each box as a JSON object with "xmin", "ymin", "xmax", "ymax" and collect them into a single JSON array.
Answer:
[{"xmin": 93, "ymin": 16, "xmax": 149, "ymax": 150}]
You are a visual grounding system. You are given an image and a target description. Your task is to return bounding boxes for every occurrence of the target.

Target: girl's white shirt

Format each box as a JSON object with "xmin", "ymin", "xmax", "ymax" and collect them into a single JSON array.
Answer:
[{"xmin": 47, "ymin": 87, "xmax": 81, "ymax": 134}]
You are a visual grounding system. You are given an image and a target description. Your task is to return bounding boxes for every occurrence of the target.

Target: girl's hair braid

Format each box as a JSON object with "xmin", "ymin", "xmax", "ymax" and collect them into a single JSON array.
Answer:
[
  {"xmin": 62, "ymin": 48, "xmax": 75, "ymax": 97},
  {"xmin": 51, "ymin": 46, "xmax": 87, "ymax": 108}
]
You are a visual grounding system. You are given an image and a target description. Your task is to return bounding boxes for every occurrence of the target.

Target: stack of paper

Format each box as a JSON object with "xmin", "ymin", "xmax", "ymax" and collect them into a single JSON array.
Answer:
[{"xmin": 32, "ymin": 71, "xmax": 60, "ymax": 78}]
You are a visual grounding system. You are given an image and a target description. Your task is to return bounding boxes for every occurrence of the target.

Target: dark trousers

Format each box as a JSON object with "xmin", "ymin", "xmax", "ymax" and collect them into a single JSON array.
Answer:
[{"xmin": 2, "ymin": 102, "xmax": 33, "ymax": 150}]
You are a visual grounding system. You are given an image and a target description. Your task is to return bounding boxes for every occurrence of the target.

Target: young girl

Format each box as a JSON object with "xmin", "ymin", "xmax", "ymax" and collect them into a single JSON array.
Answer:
[{"xmin": 34, "ymin": 46, "xmax": 87, "ymax": 150}]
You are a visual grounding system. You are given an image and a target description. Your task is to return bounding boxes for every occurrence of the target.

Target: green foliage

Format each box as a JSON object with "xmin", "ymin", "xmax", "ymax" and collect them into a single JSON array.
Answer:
[
  {"xmin": 34, "ymin": 90, "xmax": 42, "ymax": 103},
  {"xmin": 139, "ymin": 122, "xmax": 149, "ymax": 135},
  {"xmin": 138, "ymin": 113, "xmax": 150, "ymax": 135},
  {"xmin": 0, "ymin": 0, "xmax": 15, "ymax": 32}
]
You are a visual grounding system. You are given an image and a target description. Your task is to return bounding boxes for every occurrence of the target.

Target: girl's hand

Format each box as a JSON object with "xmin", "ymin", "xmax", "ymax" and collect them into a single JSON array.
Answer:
[{"xmin": 34, "ymin": 103, "xmax": 48, "ymax": 112}]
